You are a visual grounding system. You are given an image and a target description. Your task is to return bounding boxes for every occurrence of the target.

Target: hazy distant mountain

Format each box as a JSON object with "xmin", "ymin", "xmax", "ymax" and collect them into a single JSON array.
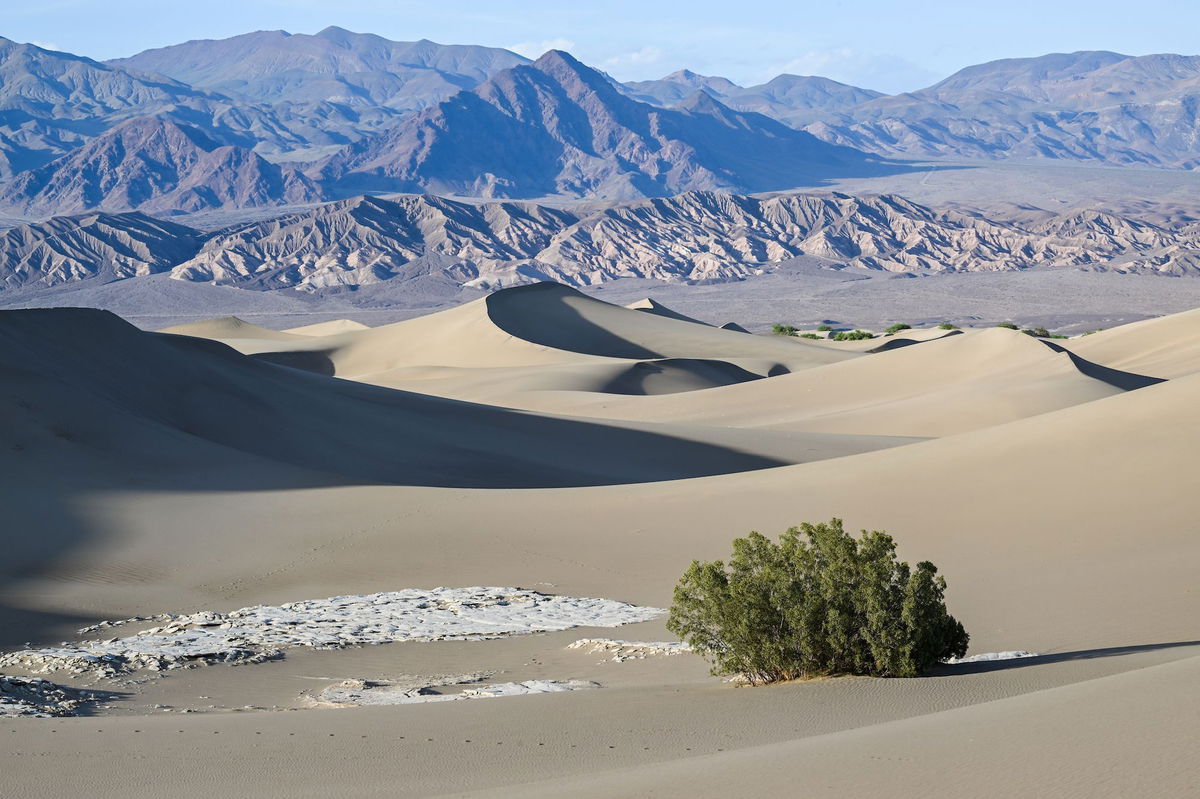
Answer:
[
  {"xmin": 621, "ymin": 69, "xmax": 742, "ymax": 105},
  {"xmin": 108, "ymin": 27, "xmax": 529, "ymax": 111},
  {"xmin": 0, "ymin": 36, "xmax": 209, "ymax": 176},
  {"xmin": 0, "ymin": 117, "xmax": 324, "ymax": 216},
  {"xmin": 0, "ymin": 211, "xmax": 201, "ymax": 290},
  {"xmin": 1, "ymin": 33, "xmax": 1199, "ymax": 218},
  {"xmin": 809, "ymin": 52, "xmax": 1200, "ymax": 168},
  {"xmin": 317, "ymin": 50, "xmax": 884, "ymax": 200},
  {"xmin": 10, "ymin": 190, "xmax": 1193, "ymax": 295},
  {"xmin": 623, "ymin": 70, "xmax": 883, "ymax": 125}
]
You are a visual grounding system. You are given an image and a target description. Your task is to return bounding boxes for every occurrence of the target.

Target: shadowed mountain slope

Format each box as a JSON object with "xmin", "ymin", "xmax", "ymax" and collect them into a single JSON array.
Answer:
[
  {"xmin": 316, "ymin": 50, "xmax": 890, "ymax": 199},
  {"xmin": 0, "ymin": 117, "xmax": 325, "ymax": 215}
]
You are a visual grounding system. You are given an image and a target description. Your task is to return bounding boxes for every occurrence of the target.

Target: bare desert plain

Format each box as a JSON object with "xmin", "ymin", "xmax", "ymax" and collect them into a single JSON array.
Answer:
[{"xmin": 1, "ymin": 281, "xmax": 1198, "ymax": 798}]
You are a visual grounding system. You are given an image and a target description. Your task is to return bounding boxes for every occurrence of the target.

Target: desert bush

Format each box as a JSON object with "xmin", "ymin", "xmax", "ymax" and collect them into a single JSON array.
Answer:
[
  {"xmin": 996, "ymin": 322, "xmax": 1019, "ymax": 330},
  {"xmin": 833, "ymin": 329, "xmax": 875, "ymax": 341},
  {"xmin": 667, "ymin": 519, "xmax": 969, "ymax": 684},
  {"xmin": 799, "ymin": 333, "xmax": 821, "ymax": 339},
  {"xmin": 772, "ymin": 324, "xmax": 799, "ymax": 336},
  {"xmin": 884, "ymin": 323, "xmax": 912, "ymax": 335},
  {"xmin": 938, "ymin": 322, "xmax": 959, "ymax": 330},
  {"xmin": 1081, "ymin": 329, "xmax": 1103, "ymax": 336},
  {"xmin": 816, "ymin": 324, "xmax": 833, "ymax": 332}
]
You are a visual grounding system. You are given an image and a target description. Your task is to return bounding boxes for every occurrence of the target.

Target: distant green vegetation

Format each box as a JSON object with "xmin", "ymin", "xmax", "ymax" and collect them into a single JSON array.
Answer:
[
  {"xmin": 816, "ymin": 324, "xmax": 833, "ymax": 332},
  {"xmin": 996, "ymin": 322, "xmax": 1019, "ymax": 330},
  {"xmin": 833, "ymin": 329, "xmax": 875, "ymax": 341},
  {"xmin": 1082, "ymin": 329, "xmax": 1104, "ymax": 336},
  {"xmin": 1020, "ymin": 327, "xmax": 1069, "ymax": 339},
  {"xmin": 937, "ymin": 323, "xmax": 960, "ymax": 330},
  {"xmin": 667, "ymin": 519, "xmax": 970, "ymax": 684},
  {"xmin": 799, "ymin": 333, "xmax": 821, "ymax": 340},
  {"xmin": 772, "ymin": 324, "xmax": 798, "ymax": 337},
  {"xmin": 884, "ymin": 323, "xmax": 912, "ymax": 335}
]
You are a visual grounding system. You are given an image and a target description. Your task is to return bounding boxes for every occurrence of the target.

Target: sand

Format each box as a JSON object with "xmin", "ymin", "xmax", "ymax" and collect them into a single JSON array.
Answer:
[{"xmin": 2, "ymin": 283, "xmax": 1198, "ymax": 798}]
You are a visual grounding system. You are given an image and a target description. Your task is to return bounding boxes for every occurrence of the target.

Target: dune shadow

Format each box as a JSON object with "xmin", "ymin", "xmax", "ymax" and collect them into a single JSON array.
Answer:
[
  {"xmin": 485, "ymin": 282, "xmax": 664, "ymax": 358},
  {"xmin": 248, "ymin": 348, "xmax": 337, "ymax": 376},
  {"xmin": 1040, "ymin": 340, "xmax": 1166, "ymax": 391},
  {"xmin": 933, "ymin": 640, "xmax": 1200, "ymax": 676},
  {"xmin": 867, "ymin": 330, "xmax": 963, "ymax": 353},
  {"xmin": 597, "ymin": 358, "xmax": 763, "ymax": 395}
]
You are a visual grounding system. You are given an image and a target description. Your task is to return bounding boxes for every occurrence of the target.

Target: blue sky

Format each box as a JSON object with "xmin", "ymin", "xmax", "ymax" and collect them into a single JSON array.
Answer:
[{"xmin": 4, "ymin": 0, "xmax": 1198, "ymax": 93}]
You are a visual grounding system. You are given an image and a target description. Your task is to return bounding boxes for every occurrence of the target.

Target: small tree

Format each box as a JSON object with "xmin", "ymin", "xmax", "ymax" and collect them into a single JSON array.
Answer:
[
  {"xmin": 996, "ymin": 322, "xmax": 1019, "ymax": 330},
  {"xmin": 772, "ymin": 323, "xmax": 799, "ymax": 336},
  {"xmin": 884, "ymin": 323, "xmax": 912, "ymax": 335},
  {"xmin": 938, "ymin": 322, "xmax": 959, "ymax": 330},
  {"xmin": 667, "ymin": 519, "xmax": 968, "ymax": 684},
  {"xmin": 833, "ymin": 329, "xmax": 875, "ymax": 341}
]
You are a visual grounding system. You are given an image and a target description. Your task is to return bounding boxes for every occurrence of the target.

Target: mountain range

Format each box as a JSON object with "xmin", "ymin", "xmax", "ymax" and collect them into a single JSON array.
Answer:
[
  {"xmin": 0, "ymin": 29, "xmax": 1198, "ymax": 219},
  {"xmin": 4, "ymin": 191, "xmax": 1197, "ymax": 295}
]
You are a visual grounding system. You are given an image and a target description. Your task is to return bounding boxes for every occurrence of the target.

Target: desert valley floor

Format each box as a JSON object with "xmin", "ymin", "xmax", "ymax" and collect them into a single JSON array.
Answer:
[{"xmin": 1, "ymin": 281, "xmax": 1198, "ymax": 797}]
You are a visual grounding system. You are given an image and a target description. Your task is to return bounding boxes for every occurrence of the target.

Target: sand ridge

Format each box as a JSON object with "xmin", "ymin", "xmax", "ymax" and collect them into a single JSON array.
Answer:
[{"xmin": 3, "ymin": 285, "xmax": 1199, "ymax": 798}]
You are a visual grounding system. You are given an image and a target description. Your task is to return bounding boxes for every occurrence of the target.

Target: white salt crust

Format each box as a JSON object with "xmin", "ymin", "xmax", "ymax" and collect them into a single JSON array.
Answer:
[
  {"xmin": 319, "ymin": 677, "xmax": 599, "ymax": 706},
  {"xmin": 567, "ymin": 638, "xmax": 692, "ymax": 661},
  {"xmin": 0, "ymin": 587, "xmax": 664, "ymax": 677},
  {"xmin": 0, "ymin": 675, "xmax": 102, "ymax": 717},
  {"xmin": 946, "ymin": 650, "xmax": 1039, "ymax": 664}
]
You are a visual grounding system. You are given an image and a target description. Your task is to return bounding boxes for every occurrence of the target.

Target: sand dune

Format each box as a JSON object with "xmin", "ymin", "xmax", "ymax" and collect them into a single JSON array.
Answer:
[
  {"xmin": 1063, "ymin": 306, "xmax": 1200, "ymax": 378},
  {"xmin": 282, "ymin": 318, "xmax": 370, "ymax": 336},
  {"xmin": 624, "ymin": 297, "xmax": 712, "ymax": 326},
  {"xmin": 3, "ymin": 308, "xmax": 910, "ymax": 493},
  {"xmin": 159, "ymin": 315, "xmax": 305, "ymax": 341},
  {"xmin": 482, "ymin": 651, "xmax": 1200, "ymax": 799},
  {"xmin": 168, "ymin": 283, "xmax": 858, "ymax": 393},
  {"xmin": 455, "ymin": 327, "xmax": 1159, "ymax": 437},
  {"xmin": 2, "ymin": 291, "xmax": 1198, "ymax": 799}
]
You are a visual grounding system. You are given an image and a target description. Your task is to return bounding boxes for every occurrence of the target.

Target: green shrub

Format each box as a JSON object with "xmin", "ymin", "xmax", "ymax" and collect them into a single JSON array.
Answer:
[
  {"xmin": 1022, "ymin": 327, "xmax": 1052, "ymax": 338},
  {"xmin": 772, "ymin": 323, "xmax": 799, "ymax": 336},
  {"xmin": 884, "ymin": 323, "xmax": 912, "ymax": 335},
  {"xmin": 799, "ymin": 333, "xmax": 821, "ymax": 340},
  {"xmin": 938, "ymin": 323, "xmax": 960, "ymax": 330},
  {"xmin": 1081, "ymin": 329, "xmax": 1103, "ymax": 336},
  {"xmin": 833, "ymin": 329, "xmax": 875, "ymax": 341},
  {"xmin": 667, "ymin": 519, "xmax": 969, "ymax": 684},
  {"xmin": 816, "ymin": 324, "xmax": 833, "ymax": 332},
  {"xmin": 996, "ymin": 322, "xmax": 1019, "ymax": 330}
]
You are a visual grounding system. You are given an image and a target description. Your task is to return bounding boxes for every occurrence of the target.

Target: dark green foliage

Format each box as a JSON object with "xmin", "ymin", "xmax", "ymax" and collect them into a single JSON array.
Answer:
[
  {"xmin": 799, "ymin": 332, "xmax": 821, "ymax": 339},
  {"xmin": 816, "ymin": 324, "xmax": 833, "ymax": 332},
  {"xmin": 996, "ymin": 322, "xmax": 1019, "ymax": 330},
  {"xmin": 772, "ymin": 323, "xmax": 798, "ymax": 336},
  {"xmin": 884, "ymin": 323, "xmax": 912, "ymax": 335},
  {"xmin": 667, "ymin": 519, "xmax": 969, "ymax": 684},
  {"xmin": 833, "ymin": 329, "xmax": 875, "ymax": 341},
  {"xmin": 1082, "ymin": 329, "xmax": 1103, "ymax": 336},
  {"xmin": 937, "ymin": 322, "xmax": 960, "ymax": 330},
  {"xmin": 1021, "ymin": 326, "xmax": 1064, "ymax": 338}
]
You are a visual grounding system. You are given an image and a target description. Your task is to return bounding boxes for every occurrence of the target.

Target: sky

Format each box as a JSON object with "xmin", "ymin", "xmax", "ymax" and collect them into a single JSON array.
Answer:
[{"xmin": 4, "ymin": 0, "xmax": 1199, "ymax": 94}]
